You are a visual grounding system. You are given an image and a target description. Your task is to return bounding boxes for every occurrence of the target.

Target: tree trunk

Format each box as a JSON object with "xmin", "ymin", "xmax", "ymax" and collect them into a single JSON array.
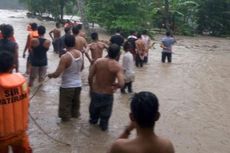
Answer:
[
  {"xmin": 164, "ymin": 0, "xmax": 170, "ymax": 31},
  {"xmin": 60, "ymin": 0, "xmax": 65, "ymax": 21},
  {"xmin": 76, "ymin": 0, "xmax": 90, "ymax": 36}
]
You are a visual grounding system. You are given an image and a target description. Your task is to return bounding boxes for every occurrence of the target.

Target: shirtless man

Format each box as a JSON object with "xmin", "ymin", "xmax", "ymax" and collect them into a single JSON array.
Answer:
[
  {"xmin": 49, "ymin": 22, "xmax": 61, "ymax": 53},
  {"xmin": 85, "ymin": 32, "xmax": 108, "ymax": 64},
  {"xmin": 108, "ymin": 91, "xmax": 175, "ymax": 153},
  {"xmin": 72, "ymin": 25, "xmax": 87, "ymax": 52},
  {"xmin": 135, "ymin": 33, "xmax": 146, "ymax": 67},
  {"xmin": 88, "ymin": 44, "xmax": 124, "ymax": 131}
]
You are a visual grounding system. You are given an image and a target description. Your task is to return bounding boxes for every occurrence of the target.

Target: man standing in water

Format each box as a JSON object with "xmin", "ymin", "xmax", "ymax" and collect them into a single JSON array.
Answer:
[
  {"xmin": 135, "ymin": 33, "xmax": 146, "ymax": 67},
  {"xmin": 88, "ymin": 44, "xmax": 124, "ymax": 131},
  {"xmin": 108, "ymin": 91, "xmax": 174, "ymax": 153},
  {"xmin": 49, "ymin": 22, "xmax": 61, "ymax": 53},
  {"xmin": 85, "ymin": 32, "xmax": 108, "ymax": 64},
  {"xmin": 48, "ymin": 35, "xmax": 83, "ymax": 122},
  {"xmin": 29, "ymin": 25, "xmax": 50, "ymax": 87},
  {"xmin": 161, "ymin": 31, "xmax": 176, "ymax": 63}
]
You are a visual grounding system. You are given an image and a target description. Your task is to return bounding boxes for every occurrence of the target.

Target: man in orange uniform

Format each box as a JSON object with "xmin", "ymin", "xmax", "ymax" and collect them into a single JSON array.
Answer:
[{"xmin": 0, "ymin": 52, "xmax": 32, "ymax": 153}]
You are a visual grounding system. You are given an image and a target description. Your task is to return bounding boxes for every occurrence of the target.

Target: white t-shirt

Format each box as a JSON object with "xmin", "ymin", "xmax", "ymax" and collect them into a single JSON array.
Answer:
[{"xmin": 122, "ymin": 52, "xmax": 135, "ymax": 83}]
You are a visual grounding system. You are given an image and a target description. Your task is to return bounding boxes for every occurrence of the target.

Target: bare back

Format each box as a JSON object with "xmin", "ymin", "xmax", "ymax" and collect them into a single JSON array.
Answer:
[
  {"xmin": 88, "ymin": 42, "xmax": 107, "ymax": 61},
  {"xmin": 90, "ymin": 58, "xmax": 123, "ymax": 94},
  {"xmin": 110, "ymin": 135, "xmax": 174, "ymax": 153},
  {"xmin": 75, "ymin": 35, "xmax": 87, "ymax": 52}
]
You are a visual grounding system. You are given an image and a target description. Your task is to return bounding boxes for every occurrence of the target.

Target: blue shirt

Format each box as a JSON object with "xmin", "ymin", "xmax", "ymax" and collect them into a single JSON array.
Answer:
[{"xmin": 161, "ymin": 36, "xmax": 176, "ymax": 53}]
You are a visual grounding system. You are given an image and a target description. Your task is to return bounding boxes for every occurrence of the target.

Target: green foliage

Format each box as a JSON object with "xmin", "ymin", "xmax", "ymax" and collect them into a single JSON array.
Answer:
[
  {"xmin": 197, "ymin": 0, "xmax": 230, "ymax": 36},
  {"xmin": 86, "ymin": 0, "xmax": 153, "ymax": 35},
  {"xmin": 19, "ymin": 0, "xmax": 75, "ymax": 21}
]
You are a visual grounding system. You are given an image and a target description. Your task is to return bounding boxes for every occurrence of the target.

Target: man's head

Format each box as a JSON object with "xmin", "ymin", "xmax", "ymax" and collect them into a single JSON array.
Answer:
[
  {"xmin": 130, "ymin": 91, "xmax": 160, "ymax": 128},
  {"xmin": 56, "ymin": 22, "xmax": 61, "ymax": 28},
  {"xmin": 137, "ymin": 33, "xmax": 142, "ymax": 39},
  {"xmin": 123, "ymin": 41, "xmax": 132, "ymax": 52},
  {"xmin": 107, "ymin": 44, "xmax": 120, "ymax": 59},
  {"xmin": 31, "ymin": 23, "xmax": 38, "ymax": 31},
  {"xmin": 76, "ymin": 24, "xmax": 82, "ymax": 30},
  {"xmin": 1, "ymin": 24, "xmax": 14, "ymax": 39},
  {"xmin": 91, "ymin": 32, "xmax": 98, "ymax": 41},
  {"xmin": 38, "ymin": 25, "xmax": 46, "ymax": 36},
  {"xmin": 72, "ymin": 25, "xmax": 80, "ymax": 35},
  {"xmin": 64, "ymin": 27, "xmax": 71, "ymax": 34},
  {"xmin": 65, "ymin": 35, "xmax": 75, "ymax": 48},
  {"xmin": 166, "ymin": 31, "xmax": 171, "ymax": 37},
  {"xmin": 142, "ymin": 30, "xmax": 148, "ymax": 35},
  {"xmin": 0, "ymin": 52, "xmax": 14, "ymax": 73}
]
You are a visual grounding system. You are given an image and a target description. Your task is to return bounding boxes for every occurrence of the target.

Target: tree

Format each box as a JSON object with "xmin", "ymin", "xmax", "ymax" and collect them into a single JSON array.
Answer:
[
  {"xmin": 86, "ymin": 0, "xmax": 153, "ymax": 35},
  {"xmin": 197, "ymin": 0, "xmax": 230, "ymax": 36}
]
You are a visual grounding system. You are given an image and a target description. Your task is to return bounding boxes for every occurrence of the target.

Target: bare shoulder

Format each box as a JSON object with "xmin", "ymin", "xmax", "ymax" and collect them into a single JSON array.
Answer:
[
  {"xmin": 108, "ymin": 139, "xmax": 130, "ymax": 153},
  {"xmin": 157, "ymin": 137, "xmax": 175, "ymax": 153}
]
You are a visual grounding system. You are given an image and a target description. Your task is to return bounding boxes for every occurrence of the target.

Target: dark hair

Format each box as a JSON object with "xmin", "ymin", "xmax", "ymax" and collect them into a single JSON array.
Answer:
[
  {"xmin": 38, "ymin": 25, "xmax": 46, "ymax": 35},
  {"xmin": 0, "ymin": 51, "xmax": 14, "ymax": 73},
  {"xmin": 72, "ymin": 25, "xmax": 80, "ymax": 35},
  {"xmin": 56, "ymin": 22, "xmax": 61, "ymax": 28},
  {"xmin": 123, "ymin": 41, "xmax": 131, "ymax": 51},
  {"xmin": 91, "ymin": 32, "xmax": 98, "ymax": 41},
  {"xmin": 1, "ymin": 24, "xmax": 14, "ymax": 39},
  {"xmin": 31, "ymin": 23, "xmax": 38, "ymax": 31},
  {"xmin": 142, "ymin": 30, "xmax": 147, "ymax": 35},
  {"xmin": 64, "ymin": 35, "xmax": 75, "ymax": 47},
  {"xmin": 131, "ymin": 91, "xmax": 159, "ymax": 128},
  {"xmin": 64, "ymin": 27, "xmax": 71, "ymax": 34},
  {"xmin": 137, "ymin": 33, "xmax": 142, "ymax": 39},
  {"xmin": 76, "ymin": 24, "xmax": 82, "ymax": 30},
  {"xmin": 108, "ymin": 44, "xmax": 120, "ymax": 59},
  {"xmin": 166, "ymin": 31, "xmax": 171, "ymax": 36}
]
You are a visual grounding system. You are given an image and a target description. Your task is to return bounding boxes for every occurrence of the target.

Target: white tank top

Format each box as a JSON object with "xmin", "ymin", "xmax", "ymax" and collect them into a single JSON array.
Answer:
[{"xmin": 61, "ymin": 52, "xmax": 83, "ymax": 88}]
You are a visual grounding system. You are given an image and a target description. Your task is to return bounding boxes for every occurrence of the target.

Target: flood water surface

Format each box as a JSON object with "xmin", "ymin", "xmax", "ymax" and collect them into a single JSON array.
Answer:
[{"xmin": 1, "ymin": 10, "xmax": 230, "ymax": 153}]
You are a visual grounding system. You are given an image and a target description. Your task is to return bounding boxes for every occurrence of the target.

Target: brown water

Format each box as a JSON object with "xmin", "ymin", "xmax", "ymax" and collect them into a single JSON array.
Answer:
[{"xmin": 1, "ymin": 10, "xmax": 230, "ymax": 153}]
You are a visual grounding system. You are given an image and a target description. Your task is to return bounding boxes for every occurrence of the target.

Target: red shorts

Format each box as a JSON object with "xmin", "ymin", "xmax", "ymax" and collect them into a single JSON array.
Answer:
[{"xmin": 0, "ymin": 132, "xmax": 32, "ymax": 153}]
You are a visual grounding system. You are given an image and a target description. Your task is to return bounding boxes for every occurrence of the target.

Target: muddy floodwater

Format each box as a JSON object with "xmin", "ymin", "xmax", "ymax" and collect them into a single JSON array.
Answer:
[{"xmin": 1, "ymin": 10, "xmax": 230, "ymax": 153}]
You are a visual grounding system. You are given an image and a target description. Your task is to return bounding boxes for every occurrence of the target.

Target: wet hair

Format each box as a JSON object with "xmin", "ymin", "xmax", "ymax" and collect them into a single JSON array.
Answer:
[
  {"xmin": 76, "ymin": 24, "xmax": 82, "ymax": 30},
  {"xmin": 1, "ymin": 24, "xmax": 14, "ymax": 39},
  {"xmin": 64, "ymin": 35, "xmax": 75, "ymax": 48},
  {"xmin": 31, "ymin": 23, "xmax": 38, "ymax": 31},
  {"xmin": 166, "ymin": 31, "xmax": 171, "ymax": 36},
  {"xmin": 123, "ymin": 41, "xmax": 132, "ymax": 51},
  {"xmin": 107, "ymin": 44, "xmax": 120, "ymax": 59},
  {"xmin": 38, "ymin": 25, "xmax": 46, "ymax": 35},
  {"xmin": 0, "ymin": 24, "xmax": 5, "ymax": 31},
  {"xmin": 131, "ymin": 91, "xmax": 159, "ymax": 128},
  {"xmin": 64, "ymin": 26, "xmax": 71, "ymax": 34},
  {"xmin": 137, "ymin": 33, "xmax": 142, "ymax": 39},
  {"xmin": 116, "ymin": 28, "xmax": 121, "ymax": 33},
  {"xmin": 56, "ymin": 22, "xmax": 61, "ymax": 28},
  {"xmin": 72, "ymin": 25, "xmax": 80, "ymax": 35},
  {"xmin": 130, "ymin": 30, "xmax": 136, "ymax": 35},
  {"xmin": 142, "ymin": 30, "xmax": 147, "ymax": 35},
  {"xmin": 0, "ymin": 51, "xmax": 14, "ymax": 73},
  {"xmin": 91, "ymin": 32, "xmax": 98, "ymax": 41}
]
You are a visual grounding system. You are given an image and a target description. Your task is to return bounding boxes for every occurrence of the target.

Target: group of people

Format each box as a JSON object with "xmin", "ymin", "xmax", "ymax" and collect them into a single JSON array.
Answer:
[{"xmin": 0, "ymin": 22, "xmax": 175, "ymax": 153}]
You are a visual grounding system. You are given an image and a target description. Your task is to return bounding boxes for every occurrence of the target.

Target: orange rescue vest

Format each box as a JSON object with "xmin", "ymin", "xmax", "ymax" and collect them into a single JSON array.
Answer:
[
  {"xmin": 28, "ymin": 30, "xmax": 39, "ymax": 50},
  {"xmin": 0, "ymin": 73, "xmax": 29, "ymax": 139}
]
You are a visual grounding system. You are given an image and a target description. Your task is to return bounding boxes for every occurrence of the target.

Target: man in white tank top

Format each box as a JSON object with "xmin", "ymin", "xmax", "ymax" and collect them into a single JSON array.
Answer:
[{"xmin": 48, "ymin": 35, "xmax": 83, "ymax": 122}]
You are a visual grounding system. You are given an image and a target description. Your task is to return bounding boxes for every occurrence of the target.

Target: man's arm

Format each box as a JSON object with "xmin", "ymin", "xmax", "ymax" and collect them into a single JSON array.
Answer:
[
  {"xmin": 88, "ymin": 62, "xmax": 96, "ymax": 87},
  {"xmin": 23, "ymin": 35, "xmax": 30, "ymax": 58},
  {"xmin": 49, "ymin": 30, "xmax": 54, "ymax": 41},
  {"xmin": 15, "ymin": 44, "xmax": 19, "ymax": 72},
  {"xmin": 112, "ymin": 67, "xmax": 125, "ymax": 90},
  {"xmin": 48, "ymin": 55, "xmax": 67, "ymax": 78}
]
